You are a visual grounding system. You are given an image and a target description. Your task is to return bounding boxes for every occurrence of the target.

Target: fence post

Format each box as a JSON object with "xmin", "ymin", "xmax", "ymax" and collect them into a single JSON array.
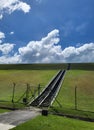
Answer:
[
  {"xmin": 26, "ymin": 83, "xmax": 30, "ymax": 104},
  {"xmin": 12, "ymin": 82, "xmax": 15, "ymax": 103},
  {"xmin": 75, "ymin": 86, "xmax": 77, "ymax": 110},
  {"xmin": 38, "ymin": 84, "xmax": 40, "ymax": 96},
  {"xmin": 12, "ymin": 82, "xmax": 16, "ymax": 109}
]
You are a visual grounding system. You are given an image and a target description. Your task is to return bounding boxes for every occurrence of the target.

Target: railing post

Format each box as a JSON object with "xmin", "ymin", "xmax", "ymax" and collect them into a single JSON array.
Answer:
[
  {"xmin": 38, "ymin": 84, "xmax": 40, "ymax": 96},
  {"xmin": 12, "ymin": 82, "xmax": 16, "ymax": 109},
  {"xmin": 12, "ymin": 82, "xmax": 15, "ymax": 103},
  {"xmin": 26, "ymin": 83, "xmax": 30, "ymax": 104},
  {"xmin": 75, "ymin": 86, "xmax": 77, "ymax": 110}
]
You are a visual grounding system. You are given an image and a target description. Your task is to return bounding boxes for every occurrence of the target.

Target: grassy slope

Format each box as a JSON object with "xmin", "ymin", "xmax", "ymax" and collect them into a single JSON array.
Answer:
[
  {"xmin": 0, "ymin": 70, "xmax": 57, "ymax": 108},
  {"xmin": 11, "ymin": 115, "xmax": 94, "ymax": 130},
  {"xmin": 52, "ymin": 70, "xmax": 94, "ymax": 118},
  {"xmin": 0, "ymin": 63, "xmax": 94, "ymax": 129},
  {"xmin": 0, "ymin": 64, "xmax": 67, "ymax": 70},
  {"xmin": 70, "ymin": 63, "xmax": 94, "ymax": 70},
  {"xmin": 0, "ymin": 63, "xmax": 94, "ymax": 70}
]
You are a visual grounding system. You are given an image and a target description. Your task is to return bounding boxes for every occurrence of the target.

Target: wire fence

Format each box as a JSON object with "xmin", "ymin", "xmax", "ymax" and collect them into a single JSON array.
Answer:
[
  {"xmin": 53, "ymin": 85, "xmax": 94, "ymax": 113},
  {"xmin": 0, "ymin": 82, "xmax": 43, "ymax": 109},
  {"xmin": 75, "ymin": 86, "xmax": 94, "ymax": 112}
]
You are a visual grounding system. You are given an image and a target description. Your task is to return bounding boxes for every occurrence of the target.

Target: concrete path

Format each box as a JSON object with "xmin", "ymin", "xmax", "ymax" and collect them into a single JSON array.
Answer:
[
  {"xmin": 0, "ymin": 107, "xmax": 41, "ymax": 130},
  {"xmin": 0, "ymin": 123, "xmax": 15, "ymax": 130}
]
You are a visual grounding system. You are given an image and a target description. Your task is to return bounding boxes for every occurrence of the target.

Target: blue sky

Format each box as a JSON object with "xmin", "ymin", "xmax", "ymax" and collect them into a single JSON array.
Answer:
[{"xmin": 0, "ymin": 0, "xmax": 94, "ymax": 63}]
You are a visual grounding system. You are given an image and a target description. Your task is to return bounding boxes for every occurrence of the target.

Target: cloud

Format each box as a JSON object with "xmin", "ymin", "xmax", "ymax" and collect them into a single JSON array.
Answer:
[
  {"xmin": 0, "ymin": 0, "xmax": 31, "ymax": 19},
  {"xmin": 0, "ymin": 31, "xmax": 5, "ymax": 43},
  {"xmin": 10, "ymin": 31, "xmax": 14, "ymax": 35},
  {"xmin": 0, "ymin": 29, "xmax": 94, "ymax": 63},
  {"xmin": 0, "ymin": 54, "xmax": 20, "ymax": 64},
  {"xmin": 0, "ymin": 32, "xmax": 5, "ymax": 39},
  {"xmin": 75, "ymin": 23, "xmax": 88, "ymax": 35},
  {"xmin": 62, "ymin": 43, "xmax": 94, "ymax": 62},
  {"xmin": 36, "ymin": 0, "xmax": 42, "ymax": 3},
  {"xmin": 62, "ymin": 21, "xmax": 88, "ymax": 37},
  {"xmin": 62, "ymin": 21, "xmax": 74, "ymax": 37},
  {"xmin": 15, "ymin": 29, "xmax": 94, "ymax": 63},
  {"xmin": 0, "ymin": 43, "xmax": 15, "ymax": 55},
  {"xmin": 0, "ymin": 14, "xmax": 3, "ymax": 19},
  {"xmin": 18, "ymin": 29, "xmax": 60, "ymax": 63}
]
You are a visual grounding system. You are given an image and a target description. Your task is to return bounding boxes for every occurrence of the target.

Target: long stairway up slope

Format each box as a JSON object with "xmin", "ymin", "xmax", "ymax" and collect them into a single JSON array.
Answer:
[{"xmin": 30, "ymin": 70, "xmax": 66, "ymax": 107}]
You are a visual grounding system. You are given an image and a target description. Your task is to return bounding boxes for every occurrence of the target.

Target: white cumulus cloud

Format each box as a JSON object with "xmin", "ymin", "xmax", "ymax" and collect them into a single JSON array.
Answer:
[
  {"xmin": 18, "ymin": 29, "xmax": 60, "ymax": 63},
  {"xmin": 0, "ymin": 29, "xmax": 94, "ymax": 63},
  {"xmin": 0, "ymin": 43, "xmax": 15, "ymax": 55},
  {"xmin": 0, "ymin": 0, "xmax": 31, "ymax": 19},
  {"xmin": 0, "ymin": 31, "xmax": 5, "ymax": 39},
  {"xmin": 0, "ymin": 54, "xmax": 20, "ymax": 64},
  {"xmin": 17, "ymin": 29, "xmax": 94, "ymax": 63},
  {"xmin": 0, "ymin": 31, "xmax": 5, "ymax": 43},
  {"xmin": 62, "ymin": 43, "xmax": 94, "ymax": 62}
]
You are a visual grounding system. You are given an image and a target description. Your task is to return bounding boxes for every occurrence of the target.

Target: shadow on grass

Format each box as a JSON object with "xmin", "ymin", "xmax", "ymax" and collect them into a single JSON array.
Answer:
[
  {"xmin": 0, "ymin": 101, "xmax": 26, "ymax": 110},
  {"xmin": 50, "ymin": 106, "xmax": 94, "ymax": 122},
  {"xmin": 77, "ymin": 109, "xmax": 94, "ymax": 114}
]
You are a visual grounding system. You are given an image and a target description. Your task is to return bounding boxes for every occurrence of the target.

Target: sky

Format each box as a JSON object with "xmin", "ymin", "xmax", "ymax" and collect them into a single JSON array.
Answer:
[{"xmin": 0, "ymin": 0, "xmax": 94, "ymax": 63}]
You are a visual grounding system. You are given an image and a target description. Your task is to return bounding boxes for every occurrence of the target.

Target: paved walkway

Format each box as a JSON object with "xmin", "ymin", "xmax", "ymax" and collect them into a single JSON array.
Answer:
[
  {"xmin": 0, "ymin": 123, "xmax": 15, "ymax": 130},
  {"xmin": 0, "ymin": 108, "xmax": 41, "ymax": 130}
]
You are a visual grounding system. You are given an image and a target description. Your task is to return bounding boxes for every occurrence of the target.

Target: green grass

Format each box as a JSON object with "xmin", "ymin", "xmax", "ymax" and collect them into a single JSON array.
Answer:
[
  {"xmin": 11, "ymin": 115, "xmax": 94, "ymax": 130},
  {"xmin": 0, "ymin": 64, "xmax": 94, "ymax": 129},
  {"xmin": 0, "ymin": 108, "xmax": 10, "ymax": 113},
  {"xmin": 0, "ymin": 63, "xmax": 67, "ymax": 70},
  {"xmin": 70, "ymin": 63, "xmax": 94, "ymax": 70},
  {"xmin": 0, "ymin": 70, "xmax": 57, "ymax": 108},
  {"xmin": 0, "ymin": 63, "xmax": 94, "ymax": 70},
  {"xmin": 52, "ymin": 70, "xmax": 94, "ymax": 119}
]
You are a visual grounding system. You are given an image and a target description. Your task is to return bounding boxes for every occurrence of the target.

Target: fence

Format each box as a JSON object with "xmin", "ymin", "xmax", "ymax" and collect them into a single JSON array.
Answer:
[
  {"xmin": 53, "ymin": 85, "xmax": 94, "ymax": 113},
  {"xmin": 0, "ymin": 82, "xmax": 43, "ymax": 109}
]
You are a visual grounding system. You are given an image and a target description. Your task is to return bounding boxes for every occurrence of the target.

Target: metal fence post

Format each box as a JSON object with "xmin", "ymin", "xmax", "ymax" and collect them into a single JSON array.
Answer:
[
  {"xmin": 12, "ymin": 82, "xmax": 15, "ymax": 103},
  {"xmin": 75, "ymin": 86, "xmax": 77, "ymax": 110},
  {"xmin": 12, "ymin": 82, "xmax": 16, "ymax": 109},
  {"xmin": 26, "ymin": 83, "xmax": 30, "ymax": 104},
  {"xmin": 38, "ymin": 84, "xmax": 40, "ymax": 96}
]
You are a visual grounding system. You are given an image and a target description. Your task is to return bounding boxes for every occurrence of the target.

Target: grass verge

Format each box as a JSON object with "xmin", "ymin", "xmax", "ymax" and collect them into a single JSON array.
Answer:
[
  {"xmin": 0, "ymin": 108, "xmax": 10, "ymax": 113},
  {"xmin": 51, "ymin": 70, "xmax": 94, "ymax": 120},
  {"xmin": 11, "ymin": 115, "xmax": 94, "ymax": 130}
]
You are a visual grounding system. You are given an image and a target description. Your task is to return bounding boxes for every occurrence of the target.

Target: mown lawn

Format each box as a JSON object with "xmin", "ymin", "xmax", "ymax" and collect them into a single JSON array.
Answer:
[
  {"xmin": 11, "ymin": 115, "xmax": 94, "ymax": 130},
  {"xmin": 52, "ymin": 70, "xmax": 94, "ymax": 118},
  {"xmin": 0, "ymin": 70, "xmax": 57, "ymax": 107},
  {"xmin": 0, "ymin": 64, "xmax": 94, "ymax": 130}
]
